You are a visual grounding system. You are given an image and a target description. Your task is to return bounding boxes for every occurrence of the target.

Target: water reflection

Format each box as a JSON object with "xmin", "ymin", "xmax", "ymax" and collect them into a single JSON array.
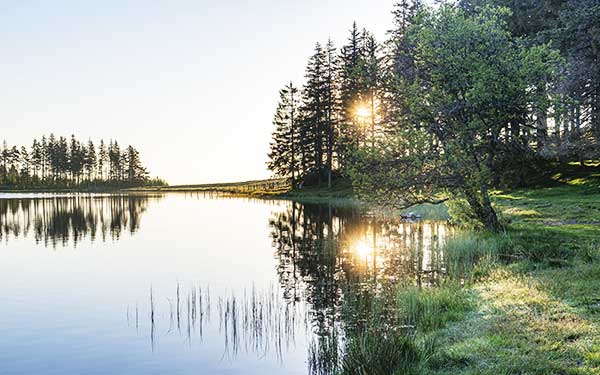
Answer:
[
  {"xmin": 269, "ymin": 202, "xmax": 451, "ymax": 374},
  {"xmin": 127, "ymin": 200, "xmax": 450, "ymax": 371},
  {"xmin": 270, "ymin": 202, "xmax": 449, "ymax": 301},
  {"xmin": 0, "ymin": 194, "xmax": 159, "ymax": 247},
  {"xmin": 0, "ymin": 194, "xmax": 451, "ymax": 374}
]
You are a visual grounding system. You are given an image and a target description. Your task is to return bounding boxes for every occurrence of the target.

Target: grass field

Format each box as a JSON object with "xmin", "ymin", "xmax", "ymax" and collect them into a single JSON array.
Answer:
[{"xmin": 339, "ymin": 169, "xmax": 600, "ymax": 375}]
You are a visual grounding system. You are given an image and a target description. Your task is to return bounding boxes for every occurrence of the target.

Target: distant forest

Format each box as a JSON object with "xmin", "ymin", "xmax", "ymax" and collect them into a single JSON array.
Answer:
[
  {"xmin": 0, "ymin": 135, "xmax": 164, "ymax": 189},
  {"xmin": 267, "ymin": 0, "xmax": 599, "ymax": 230}
]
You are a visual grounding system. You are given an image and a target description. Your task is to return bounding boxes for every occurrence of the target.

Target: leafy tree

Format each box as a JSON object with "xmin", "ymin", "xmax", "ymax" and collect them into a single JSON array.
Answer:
[{"xmin": 350, "ymin": 5, "xmax": 563, "ymax": 231}]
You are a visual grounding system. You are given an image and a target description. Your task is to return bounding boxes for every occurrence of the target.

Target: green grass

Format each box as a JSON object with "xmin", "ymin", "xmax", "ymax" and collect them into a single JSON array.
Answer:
[
  {"xmin": 430, "ymin": 178, "xmax": 600, "ymax": 374},
  {"xmin": 431, "ymin": 267, "xmax": 600, "ymax": 374},
  {"xmin": 396, "ymin": 285, "xmax": 473, "ymax": 334},
  {"xmin": 337, "ymin": 171, "xmax": 600, "ymax": 375},
  {"xmin": 338, "ymin": 331, "xmax": 437, "ymax": 375}
]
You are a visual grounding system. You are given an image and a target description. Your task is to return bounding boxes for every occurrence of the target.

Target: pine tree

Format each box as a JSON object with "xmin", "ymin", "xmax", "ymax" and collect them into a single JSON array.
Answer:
[
  {"xmin": 41, "ymin": 135, "xmax": 48, "ymax": 181},
  {"xmin": 361, "ymin": 30, "xmax": 382, "ymax": 147},
  {"xmin": 31, "ymin": 139, "xmax": 42, "ymax": 180},
  {"xmin": 1, "ymin": 135, "xmax": 153, "ymax": 188},
  {"xmin": 267, "ymin": 82, "xmax": 300, "ymax": 186},
  {"xmin": 302, "ymin": 43, "xmax": 328, "ymax": 185},
  {"xmin": 85, "ymin": 140, "xmax": 97, "ymax": 181},
  {"xmin": 19, "ymin": 146, "xmax": 30, "ymax": 186},
  {"xmin": 70, "ymin": 135, "xmax": 84, "ymax": 183},
  {"xmin": 126, "ymin": 145, "xmax": 148, "ymax": 181},
  {"xmin": 338, "ymin": 23, "xmax": 367, "ymax": 168},
  {"xmin": 1, "ymin": 141, "xmax": 8, "ymax": 182},
  {"xmin": 98, "ymin": 140, "xmax": 107, "ymax": 180},
  {"xmin": 382, "ymin": 0, "xmax": 422, "ymax": 135},
  {"xmin": 56, "ymin": 136, "xmax": 68, "ymax": 180},
  {"xmin": 323, "ymin": 39, "xmax": 340, "ymax": 188}
]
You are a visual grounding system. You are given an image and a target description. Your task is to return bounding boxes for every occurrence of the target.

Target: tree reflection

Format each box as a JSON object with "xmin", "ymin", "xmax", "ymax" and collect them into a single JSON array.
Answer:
[
  {"xmin": 269, "ymin": 201, "xmax": 451, "ymax": 373},
  {"xmin": 271, "ymin": 202, "xmax": 449, "ymax": 301},
  {"xmin": 0, "ymin": 194, "xmax": 159, "ymax": 247}
]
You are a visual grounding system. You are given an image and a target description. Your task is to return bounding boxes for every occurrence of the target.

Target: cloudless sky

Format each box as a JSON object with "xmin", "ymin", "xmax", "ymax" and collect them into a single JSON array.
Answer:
[{"xmin": 1, "ymin": 0, "xmax": 397, "ymax": 184}]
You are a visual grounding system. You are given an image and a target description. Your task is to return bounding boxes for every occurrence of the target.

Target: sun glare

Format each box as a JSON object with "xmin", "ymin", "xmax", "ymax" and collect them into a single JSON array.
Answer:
[
  {"xmin": 354, "ymin": 240, "xmax": 373, "ymax": 259},
  {"xmin": 355, "ymin": 105, "xmax": 371, "ymax": 119}
]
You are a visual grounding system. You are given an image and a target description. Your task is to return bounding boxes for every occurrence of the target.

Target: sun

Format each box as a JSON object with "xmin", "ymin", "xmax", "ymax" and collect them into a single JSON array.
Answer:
[
  {"xmin": 354, "ymin": 240, "xmax": 373, "ymax": 259},
  {"xmin": 355, "ymin": 105, "xmax": 371, "ymax": 119}
]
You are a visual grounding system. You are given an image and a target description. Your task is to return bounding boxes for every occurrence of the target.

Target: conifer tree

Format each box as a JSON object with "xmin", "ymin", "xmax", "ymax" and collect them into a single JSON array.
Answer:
[
  {"xmin": 98, "ymin": 140, "xmax": 107, "ymax": 180},
  {"xmin": 338, "ymin": 22, "xmax": 366, "ymax": 168},
  {"xmin": 267, "ymin": 82, "xmax": 300, "ymax": 186},
  {"xmin": 302, "ymin": 43, "xmax": 328, "ymax": 185},
  {"xmin": 323, "ymin": 39, "xmax": 340, "ymax": 188},
  {"xmin": 20, "ymin": 146, "xmax": 30, "ymax": 183},
  {"xmin": 31, "ymin": 139, "xmax": 42, "ymax": 180},
  {"xmin": 85, "ymin": 140, "xmax": 96, "ymax": 181}
]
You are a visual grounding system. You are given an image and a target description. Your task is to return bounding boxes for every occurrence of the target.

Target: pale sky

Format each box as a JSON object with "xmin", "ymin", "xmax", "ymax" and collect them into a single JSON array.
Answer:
[{"xmin": 1, "ymin": 0, "xmax": 397, "ymax": 184}]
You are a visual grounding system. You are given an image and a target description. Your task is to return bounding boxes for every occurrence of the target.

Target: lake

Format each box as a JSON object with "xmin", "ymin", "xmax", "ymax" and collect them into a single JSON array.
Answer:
[{"xmin": 0, "ymin": 193, "xmax": 449, "ymax": 375}]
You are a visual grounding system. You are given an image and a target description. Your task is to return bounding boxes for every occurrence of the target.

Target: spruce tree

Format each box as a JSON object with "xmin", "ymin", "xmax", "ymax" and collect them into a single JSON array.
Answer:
[
  {"xmin": 338, "ymin": 23, "xmax": 367, "ymax": 168},
  {"xmin": 323, "ymin": 39, "xmax": 340, "ymax": 188},
  {"xmin": 85, "ymin": 140, "xmax": 97, "ymax": 181},
  {"xmin": 98, "ymin": 140, "xmax": 107, "ymax": 180},
  {"xmin": 267, "ymin": 82, "xmax": 300, "ymax": 186},
  {"xmin": 302, "ymin": 43, "xmax": 328, "ymax": 185}
]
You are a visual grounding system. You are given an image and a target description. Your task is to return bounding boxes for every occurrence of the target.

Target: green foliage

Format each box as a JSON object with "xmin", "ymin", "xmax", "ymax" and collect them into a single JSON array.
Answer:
[
  {"xmin": 268, "ymin": 0, "xmax": 598, "ymax": 230},
  {"xmin": 348, "ymin": 4, "xmax": 565, "ymax": 231},
  {"xmin": 0, "ymin": 135, "xmax": 159, "ymax": 190},
  {"xmin": 267, "ymin": 83, "xmax": 300, "ymax": 184}
]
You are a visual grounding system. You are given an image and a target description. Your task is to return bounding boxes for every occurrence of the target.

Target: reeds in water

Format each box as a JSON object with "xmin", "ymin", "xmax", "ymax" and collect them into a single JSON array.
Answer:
[{"xmin": 127, "ymin": 283, "xmax": 309, "ymax": 361}]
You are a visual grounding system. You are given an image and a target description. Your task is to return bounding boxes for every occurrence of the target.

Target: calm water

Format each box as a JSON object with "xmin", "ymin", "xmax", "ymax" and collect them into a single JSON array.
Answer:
[{"xmin": 0, "ymin": 193, "xmax": 449, "ymax": 375}]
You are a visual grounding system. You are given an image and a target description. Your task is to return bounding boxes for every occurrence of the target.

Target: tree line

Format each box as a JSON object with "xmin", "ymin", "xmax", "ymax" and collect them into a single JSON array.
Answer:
[
  {"xmin": 0, "ymin": 135, "xmax": 163, "ymax": 189},
  {"xmin": 267, "ymin": 0, "xmax": 599, "ymax": 231}
]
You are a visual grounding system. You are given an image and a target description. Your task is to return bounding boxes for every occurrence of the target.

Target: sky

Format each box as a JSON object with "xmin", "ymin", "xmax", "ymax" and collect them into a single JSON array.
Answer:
[{"xmin": 0, "ymin": 0, "xmax": 397, "ymax": 184}]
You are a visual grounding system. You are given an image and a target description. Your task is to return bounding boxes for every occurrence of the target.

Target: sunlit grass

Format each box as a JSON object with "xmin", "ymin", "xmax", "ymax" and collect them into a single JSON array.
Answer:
[
  {"xmin": 336, "ymin": 174, "xmax": 600, "ymax": 374},
  {"xmin": 433, "ymin": 268, "xmax": 600, "ymax": 374}
]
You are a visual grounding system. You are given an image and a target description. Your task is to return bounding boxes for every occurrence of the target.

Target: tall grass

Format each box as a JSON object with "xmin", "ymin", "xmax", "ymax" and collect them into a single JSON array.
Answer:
[
  {"xmin": 338, "ymin": 331, "xmax": 436, "ymax": 375},
  {"xmin": 444, "ymin": 227, "xmax": 595, "ymax": 281},
  {"xmin": 443, "ymin": 232, "xmax": 506, "ymax": 282},
  {"xmin": 395, "ymin": 286, "xmax": 472, "ymax": 333},
  {"xmin": 333, "ymin": 284, "xmax": 471, "ymax": 375}
]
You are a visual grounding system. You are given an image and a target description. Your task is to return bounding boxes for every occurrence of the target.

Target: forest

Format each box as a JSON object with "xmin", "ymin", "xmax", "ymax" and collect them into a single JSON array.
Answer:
[
  {"xmin": 0, "ymin": 135, "xmax": 163, "ymax": 189},
  {"xmin": 267, "ymin": 0, "xmax": 599, "ymax": 231}
]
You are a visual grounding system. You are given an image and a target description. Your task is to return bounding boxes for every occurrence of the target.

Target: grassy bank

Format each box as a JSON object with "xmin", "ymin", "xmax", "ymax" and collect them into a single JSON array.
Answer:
[
  {"xmin": 338, "ymin": 175, "xmax": 600, "ymax": 375},
  {"xmin": 126, "ymin": 178, "xmax": 291, "ymax": 196},
  {"xmin": 129, "ymin": 177, "xmax": 360, "ymax": 204}
]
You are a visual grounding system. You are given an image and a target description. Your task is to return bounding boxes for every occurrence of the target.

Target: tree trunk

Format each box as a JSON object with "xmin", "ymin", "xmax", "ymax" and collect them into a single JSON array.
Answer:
[
  {"xmin": 464, "ymin": 186, "xmax": 502, "ymax": 232},
  {"xmin": 536, "ymin": 109, "xmax": 547, "ymax": 151}
]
